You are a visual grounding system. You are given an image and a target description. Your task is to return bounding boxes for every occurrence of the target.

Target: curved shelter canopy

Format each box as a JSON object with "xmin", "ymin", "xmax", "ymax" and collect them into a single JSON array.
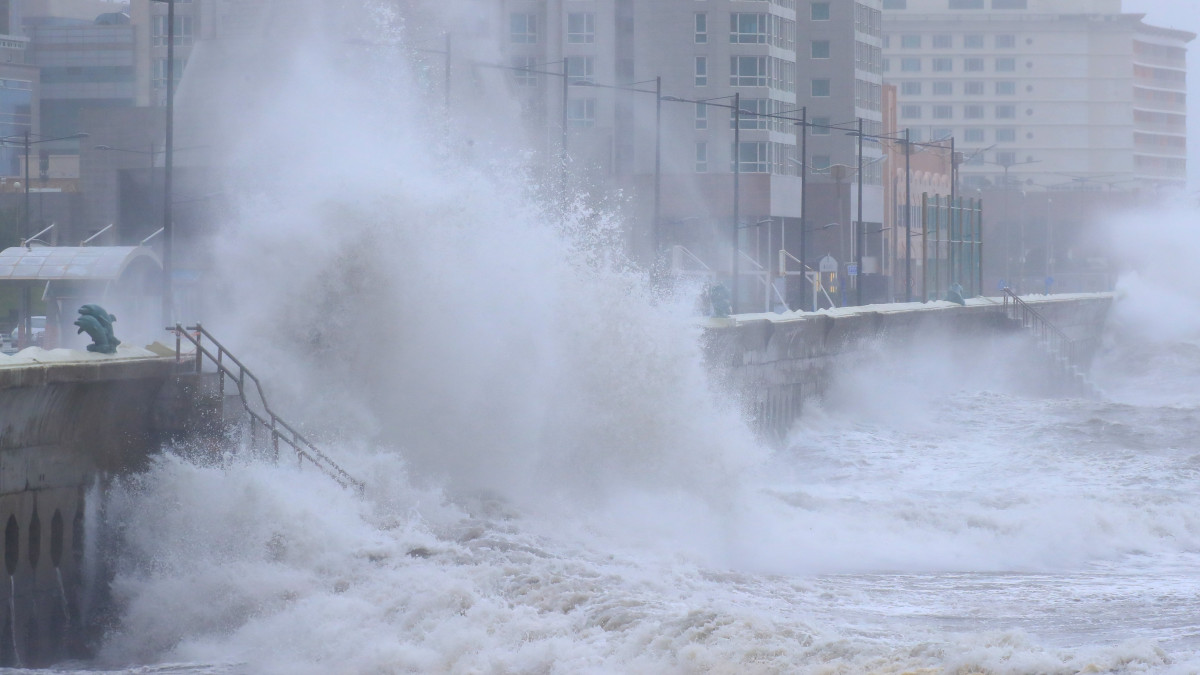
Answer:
[{"xmin": 0, "ymin": 246, "xmax": 161, "ymax": 281}]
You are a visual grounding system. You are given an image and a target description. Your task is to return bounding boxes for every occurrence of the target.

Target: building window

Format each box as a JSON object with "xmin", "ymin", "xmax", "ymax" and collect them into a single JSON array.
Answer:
[
  {"xmin": 695, "ymin": 56, "xmax": 708, "ymax": 86},
  {"xmin": 995, "ymin": 128, "xmax": 1016, "ymax": 142},
  {"xmin": 811, "ymin": 78, "xmax": 831, "ymax": 96},
  {"xmin": 933, "ymin": 81, "xmax": 953, "ymax": 95},
  {"xmin": 933, "ymin": 105, "xmax": 953, "ymax": 119},
  {"xmin": 933, "ymin": 58, "xmax": 952, "ymax": 72},
  {"xmin": 965, "ymin": 81, "xmax": 984, "ymax": 95},
  {"xmin": 566, "ymin": 98, "xmax": 595, "ymax": 127},
  {"xmin": 811, "ymin": 40, "xmax": 830, "ymax": 59},
  {"xmin": 992, "ymin": 0, "xmax": 1027, "ymax": 8},
  {"xmin": 949, "ymin": 0, "xmax": 984, "ymax": 7},
  {"xmin": 565, "ymin": 56, "xmax": 593, "ymax": 84},
  {"xmin": 901, "ymin": 104, "xmax": 921, "ymax": 119},
  {"xmin": 964, "ymin": 105, "xmax": 984, "ymax": 119},
  {"xmin": 882, "ymin": 0, "xmax": 906, "ymax": 7},
  {"xmin": 811, "ymin": 116, "xmax": 830, "ymax": 135},
  {"xmin": 510, "ymin": 13, "xmax": 537, "ymax": 44},
  {"xmin": 730, "ymin": 13, "xmax": 768, "ymax": 44},
  {"xmin": 511, "ymin": 56, "xmax": 537, "ymax": 87},
  {"xmin": 732, "ymin": 99, "xmax": 769, "ymax": 130},
  {"xmin": 933, "ymin": 35, "xmax": 952, "ymax": 48},
  {"xmin": 567, "ymin": 13, "xmax": 594, "ymax": 43},
  {"xmin": 811, "ymin": 3, "xmax": 830, "ymax": 20},
  {"xmin": 733, "ymin": 141, "xmax": 769, "ymax": 173},
  {"xmin": 695, "ymin": 142, "xmax": 708, "ymax": 173},
  {"xmin": 932, "ymin": 128, "xmax": 953, "ymax": 141},
  {"xmin": 901, "ymin": 34, "xmax": 921, "ymax": 49},
  {"xmin": 153, "ymin": 15, "xmax": 194, "ymax": 46},
  {"xmin": 964, "ymin": 128, "xmax": 985, "ymax": 142},
  {"xmin": 695, "ymin": 12, "xmax": 707, "ymax": 43},
  {"xmin": 964, "ymin": 34, "xmax": 984, "ymax": 49},
  {"xmin": 812, "ymin": 154, "xmax": 831, "ymax": 170},
  {"xmin": 964, "ymin": 58, "xmax": 984, "ymax": 72},
  {"xmin": 995, "ymin": 81, "xmax": 1016, "ymax": 95},
  {"xmin": 996, "ymin": 57, "xmax": 1016, "ymax": 72},
  {"xmin": 730, "ymin": 56, "xmax": 767, "ymax": 87},
  {"xmin": 996, "ymin": 34, "xmax": 1016, "ymax": 48},
  {"xmin": 996, "ymin": 151, "xmax": 1017, "ymax": 166},
  {"xmin": 901, "ymin": 81, "xmax": 922, "ymax": 95},
  {"xmin": 696, "ymin": 103, "xmax": 708, "ymax": 129},
  {"xmin": 900, "ymin": 58, "xmax": 921, "ymax": 72},
  {"xmin": 996, "ymin": 104, "xmax": 1016, "ymax": 118}
]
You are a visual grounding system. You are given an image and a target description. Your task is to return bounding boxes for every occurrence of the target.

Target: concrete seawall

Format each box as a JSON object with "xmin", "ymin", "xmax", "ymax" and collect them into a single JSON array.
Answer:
[
  {"xmin": 0, "ymin": 354, "xmax": 215, "ymax": 666},
  {"xmin": 702, "ymin": 294, "xmax": 1114, "ymax": 439},
  {"xmin": 0, "ymin": 292, "xmax": 1114, "ymax": 666}
]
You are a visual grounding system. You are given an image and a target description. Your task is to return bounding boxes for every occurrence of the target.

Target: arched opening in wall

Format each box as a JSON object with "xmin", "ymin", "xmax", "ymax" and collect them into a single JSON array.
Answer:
[
  {"xmin": 50, "ymin": 511, "xmax": 63, "ymax": 569},
  {"xmin": 27, "ymin": 509, "xmax": 40, "ymax": 571},
  {"xmin": 4, "ymin": 516, "xmax": 18, "ymax": 576}
]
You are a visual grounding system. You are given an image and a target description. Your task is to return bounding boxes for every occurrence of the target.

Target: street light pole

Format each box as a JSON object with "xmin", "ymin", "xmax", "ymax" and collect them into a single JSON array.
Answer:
[
  {"xmin": 904, "ymin": 128, "xmax": 912, "ymax": 302},
  {"xmin": 20, "ymin": 131, "xmax": 29, "ymax": 346},
  {"xmin": 798, "ymin": 108, "xmax": 808, "ymax": 310},
  {"xmin": 732, "ymin": 92, "xmax": 740, "ymax": 315},
  {"xmin": 150, "ymin": 0, "xmax": 177, "ymax": 327},
  {"xmin": 855, "ymin": 118, "xmax": 864, "ymax": 306},
  {"xmin": 653, "ymin": 75, "xmax": 662, "ymax": 266}
]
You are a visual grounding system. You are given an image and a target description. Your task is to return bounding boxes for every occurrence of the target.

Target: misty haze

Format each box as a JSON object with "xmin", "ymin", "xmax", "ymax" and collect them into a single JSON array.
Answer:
[{"xmin": 0, "ymin": 0, "xmax": 1196, "ymax": 673}]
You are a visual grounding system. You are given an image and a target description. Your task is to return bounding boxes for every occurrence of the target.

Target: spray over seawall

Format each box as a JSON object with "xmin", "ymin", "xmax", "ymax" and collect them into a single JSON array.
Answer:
[{"xmin": 169, "ymin": 1, "xmax": 763, "ymax": 510}]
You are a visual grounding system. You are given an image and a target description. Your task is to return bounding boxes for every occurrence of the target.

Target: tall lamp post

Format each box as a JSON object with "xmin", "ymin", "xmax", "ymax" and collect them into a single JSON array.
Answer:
[{"xmin": 151, "ymin": 0, "xmax": 176, "ymax": 327}]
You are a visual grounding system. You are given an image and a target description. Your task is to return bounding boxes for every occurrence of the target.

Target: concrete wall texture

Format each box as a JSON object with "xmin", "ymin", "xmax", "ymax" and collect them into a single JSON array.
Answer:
[
  {"xmin": 0, "ymin": 293, "xmax": 1113, "ymax": 666},
  {"xmin": 702, "ymin": 294, "xmax": 1113, "ymax": 440},
  {"xmin": 0, "ymin": 356, "xmax": 177, "ymax": 666}
]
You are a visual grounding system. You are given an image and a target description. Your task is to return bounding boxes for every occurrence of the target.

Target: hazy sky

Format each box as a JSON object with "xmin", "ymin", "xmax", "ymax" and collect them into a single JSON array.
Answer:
[{"xmin": 1122, "ymin": 0, "xmax": 1199, "ymax": 190}]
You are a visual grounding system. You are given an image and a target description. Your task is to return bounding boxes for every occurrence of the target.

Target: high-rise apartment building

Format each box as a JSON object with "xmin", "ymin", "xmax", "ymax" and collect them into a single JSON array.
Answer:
[
  {"xmin": 498, "ymin": 0, "xmax": 885, "ymax": 307},
  {"xmin": 882, "ymin": 0, "xmax": 1192, "ymax": 191},
  {"xmin": 0, "ymin": 1, "xmax": 37, "ymax": 177}
]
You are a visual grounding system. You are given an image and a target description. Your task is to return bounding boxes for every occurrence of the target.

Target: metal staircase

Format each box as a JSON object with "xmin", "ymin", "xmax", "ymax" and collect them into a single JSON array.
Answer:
[
  {"xmin": 1001, "ymin": 289, "xmax": 1100, "ymax": 398},
  {"xmin": 168, "ymin": 324, "xmax": 364, "ymax": 492}
]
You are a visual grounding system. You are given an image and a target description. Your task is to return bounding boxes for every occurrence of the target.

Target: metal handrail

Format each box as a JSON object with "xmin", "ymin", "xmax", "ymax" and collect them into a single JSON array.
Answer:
[
  {"xmin": 167, "ymin": 323, "xmax": 364, "ymax": 492},
  {"xmin": 1002, "ymin": 288, "xmax": 1077, "ymax": 366}
]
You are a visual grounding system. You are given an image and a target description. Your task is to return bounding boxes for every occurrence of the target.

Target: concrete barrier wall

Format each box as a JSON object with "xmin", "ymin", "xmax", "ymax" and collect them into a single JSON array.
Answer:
[
  {"xmin": 0, "ymin": 293, "xmax": 1114, "ymax": 665},
  {"xmin": 703, "ymin": 294, "xmax": 1114, "ymax": 440},
  {"xmin": 0, "ymin": 357, "xmax": 181, "ymax": 666}
]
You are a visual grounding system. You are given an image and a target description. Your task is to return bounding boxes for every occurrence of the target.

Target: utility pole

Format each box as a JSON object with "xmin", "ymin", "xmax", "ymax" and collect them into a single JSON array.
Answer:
[
  {"xmin": 855, "ymin": 118, "xmax": 864, "ymax": 306},
  {"xmin": 799, "ymin": 107, "xmax": 808, "ymax": 310},
  {"xmin": 653, "ymin": 76, "xmax": 662, "ymax": 266},
  {"xmin": 732, "ymin": 92, "xmax": 741, "ymax": 315},
  {"xmin": 904, "ymin": 128, "xmax": 912, "ymax": 302}
]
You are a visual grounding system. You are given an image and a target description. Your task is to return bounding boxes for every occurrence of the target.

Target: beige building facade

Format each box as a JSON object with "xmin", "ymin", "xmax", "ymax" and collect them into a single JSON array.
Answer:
[{"xmin": 882, "ymin": 0, "xmax": 1192, "ymax": 192}]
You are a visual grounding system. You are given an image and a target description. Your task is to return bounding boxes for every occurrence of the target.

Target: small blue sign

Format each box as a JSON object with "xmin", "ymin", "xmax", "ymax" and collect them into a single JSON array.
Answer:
[{"xmin": 847, "ymin": 263, "xmax": 858, "ymax": 277}]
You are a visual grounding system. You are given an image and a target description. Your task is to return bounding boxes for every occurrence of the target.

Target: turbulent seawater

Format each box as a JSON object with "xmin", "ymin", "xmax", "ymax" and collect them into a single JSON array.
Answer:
[
  {"xmin": 18, "ymin": 2, "xmax": 1200, "ymax": 671},
  {"xmin": 21, "ymin": 309, "xmax": 1200, "ymax": 675}
]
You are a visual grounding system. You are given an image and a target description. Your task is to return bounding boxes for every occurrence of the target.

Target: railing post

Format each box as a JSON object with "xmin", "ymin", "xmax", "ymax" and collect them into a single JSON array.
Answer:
[
  {"xmin": 194, "ymin": 323, "xmax": 203, "ymax": 374},
  {"xmin": 174, "ymin": 323, "xmax": 182, "ymax": 362},
  {"xmin": 271, "ymin": 417, "xmax": 279, "ymax": 462}
]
